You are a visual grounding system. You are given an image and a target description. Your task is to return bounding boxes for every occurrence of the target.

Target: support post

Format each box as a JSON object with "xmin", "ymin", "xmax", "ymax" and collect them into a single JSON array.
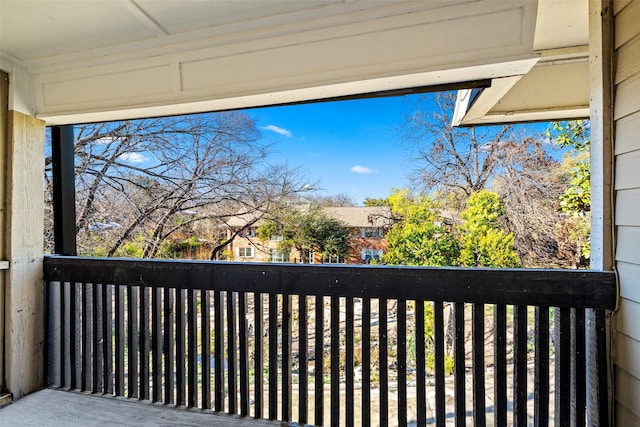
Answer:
[
  {"xmin": 51, "ymin": 126, "xmax": 76, "ymax": 256},
  {"xmin": 5, "ymin": 110, "xmax": 46, "ymax": 398},
  {"xmin": 588, "ymin": 1, "xmax": 614, "ymax": 425}
]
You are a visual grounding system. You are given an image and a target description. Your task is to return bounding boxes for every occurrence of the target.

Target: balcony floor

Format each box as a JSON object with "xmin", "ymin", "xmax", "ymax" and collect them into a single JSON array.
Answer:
[{"xmin": 0, "ymin": 389, "xmax": 282, "ymax": 426}]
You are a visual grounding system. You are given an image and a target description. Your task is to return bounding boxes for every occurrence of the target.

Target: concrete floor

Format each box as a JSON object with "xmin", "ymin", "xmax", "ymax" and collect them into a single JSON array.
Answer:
[{"xmin": 0, "ymin": 389, "xmax": 284, "ymax": 426}]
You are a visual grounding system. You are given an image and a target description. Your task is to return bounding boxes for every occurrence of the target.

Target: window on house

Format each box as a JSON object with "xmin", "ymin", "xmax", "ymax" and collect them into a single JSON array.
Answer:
[
  {"xmin": 239, "ymin": 227, "xmax": 256, "ymax": 237},
  {"xmin": 271, "ymin": 234, "xmax": 284, "ymax": 241},
  {"xmin": 361, "ymin": 227, "xmax": 384, "ymax": 238},
  {"xmin": 362, "ymin": 248, "xmax": 383, "ymax": 262},
  {"xmin": 238, "ymin": 247, "xmax": 254, "ymax": 258},
  {"xmin": 323, "ymin": 254, "xmax": 345, "ymax": 264},
  {"xmin": 270, "ymin": 248, "xmax": 289, "ymax": 263},
  {"xmin": 299, "ymin": 249, "xmax": 314, "ymax": 264}
]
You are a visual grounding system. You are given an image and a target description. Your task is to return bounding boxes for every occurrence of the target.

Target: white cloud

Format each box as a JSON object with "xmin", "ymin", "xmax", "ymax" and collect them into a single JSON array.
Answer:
[
  {"xmin": 118, "ymin": 152, "xmax": 147, "ymax": 163},
  {"xmin": 350, "ymin": 165, "xmax": 377, "ymax": 174},
  {"xmin": 262, "ymin": 125, "xmax": 292, "ymax": 138}
]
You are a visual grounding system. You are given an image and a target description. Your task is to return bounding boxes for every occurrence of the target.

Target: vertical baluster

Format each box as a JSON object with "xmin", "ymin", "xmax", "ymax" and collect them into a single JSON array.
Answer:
[
  {"xmin": 330, "ymin": 295, "xmax": 340, "ymax": 427},
  {"xmin": 514, "ymin": 305, "xmax": 528, "ymax": 426},
  {"xmin": 434, "ymin": 301, "xmax": 445, "ymax": 427},
  {"xmin": 472, "ymin": 303, "xmax": 485, "ymax": 426},
  {"xmin": 574, "ymin": 308, "xmax": 586, "ymax": 426},
  {"xmin": 152, "ymin": 287, "xmax": 162, "ymax": 402},
  {"xmin": 314, "ymin": 295, "xmax": 324, "ymax": 426},
  {"xmin": 103, "ymin": 284, "xmax": 113, "ymax": 395},
  {"xmin": 44, "ymin": 280, "xmax": 51, "ymax": 387},
  {"xmin": 239, "ymin": 291, "xmax": 250, "ymax": 416},
  {"xmin": 93, "ymin": 283, "xmax": 100, "ymax": 393},
  {"xmin": 454, "ymin": 302, "xmax": 465, "ymax": 426},
  {"xmin": 82, "ymin": 282, "xmax": 90, "ymax": 392},
  {"xmin": 415, "ymin": 300, "xmax": 426, "ymax": 425},
  {"xmin": 494, "ymin": 304, "xmax": 507, "ymax": 427},
  {"xmin": 227, "ymin": 291, "xmax": 237, "ymax": 414},
  {"xmin": 362, "ymin": 297, "xmax": 371, "ymax": 426},
  {"xmin": 140, "ymin": 286, "xmax": 149, "ymax": 400},
  {"xmin": 268, "ymin": 292, "xmax": 278, "ymax": 420},
  {"xmin": 379, "ymin": 297, "xmax": 388, "ymax": 427},
  {"xmin": 201, "ymin": 289, "xmax": 210, "ymax": 409},
  {"xmin": 397, "ymin": 300, "xmax": 407, "ymax": 427},
  {"xmin": 164, "ymin": 286, "xmax": 175, "ymax": 405},
  {"xmin": 299, "ymin": 295, "xmax": 308, "ymax": 424},
  {"xmin": 69, "ymin": 281, "xmax": 76, "ymax": 390},
  {"xmin": 534, "ymin": 306, "xmax": 549, "ymax": 427},
  {"xmin": 345, "ymin": 296, "xmax": 355, "ymax": 427},
  {"xmin": 127, "ymin": 285, "xmax": 138, "ymax": 399},
  {"xmin": 282, "ymin": 294, "xmax": 292, "ymax": 422},
  {"xmin": 59, "ymin": 281, "xmax": 67, "ymax": 388},
  {"xmin": 594, "ymin": 309, "xmax": 609, "ymax": 426},
  {"xmin": 187, "ymin": 288, "xmax": 197, "ymax": 408},
  {"xmin": 214, "ymin": 290, "xmax": 224, "ymax": 412},
  {"xmin": 115, "ymin": 284, "xmax": 125, "ymax": 397},
  {"xmin": 254, "ymin": 293, "xmax": 263, "ymax": 418},
  {"xmin": 176, "ymin": 289, "xmax": 185, "ymax": 406},
  {"xmin": 555, "ymin": 307, "xmax": 571, "ymax": 427}
]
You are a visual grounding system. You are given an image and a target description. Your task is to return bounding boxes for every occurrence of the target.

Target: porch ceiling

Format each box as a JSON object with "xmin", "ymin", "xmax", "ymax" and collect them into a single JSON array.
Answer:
[
  {"xmin": 453, "ymin": 0, "xmax": 590, "ymax": 125},
  {"xmin": 0, "ymin": 0, "xmax": 586, "ymax": 125}
]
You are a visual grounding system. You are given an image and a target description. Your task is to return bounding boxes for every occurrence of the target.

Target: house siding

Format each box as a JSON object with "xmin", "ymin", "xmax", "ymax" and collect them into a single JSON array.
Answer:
[{"xmin": 613, "ymin": 0, "xmax": 640, "ymax": 423}]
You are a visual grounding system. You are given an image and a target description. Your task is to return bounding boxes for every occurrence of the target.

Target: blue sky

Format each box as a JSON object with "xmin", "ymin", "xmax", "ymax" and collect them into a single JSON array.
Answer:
[
  {"xmin": 247, "ymin": 94, "xmax": 427, "ymax": 204},
  {"xmin": 246, "ymin": 92, "xmax": 551, "ymax": 204}
]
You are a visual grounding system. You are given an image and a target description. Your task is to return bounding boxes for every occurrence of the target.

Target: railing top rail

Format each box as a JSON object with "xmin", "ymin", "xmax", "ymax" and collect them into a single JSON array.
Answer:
[{"xmin": 43, "ymin": 255, "xmax": 617, "ymax": 309}]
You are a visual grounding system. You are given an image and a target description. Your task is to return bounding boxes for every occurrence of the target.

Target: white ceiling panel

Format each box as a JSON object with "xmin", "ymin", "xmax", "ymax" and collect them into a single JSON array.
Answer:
[
  {"xmin": 0, "ymin": 1, "xmax": 157, "ymax": 61},
  {"xmin": 135, "ymin": 0, "xmax": 341, "ymax": 35},
  {"xmin": 2, "ymin": 0, "xmax": 594, "ymax": 126}
]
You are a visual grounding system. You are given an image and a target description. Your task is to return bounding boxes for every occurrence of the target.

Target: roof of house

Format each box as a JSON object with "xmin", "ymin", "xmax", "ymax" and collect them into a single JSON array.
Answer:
[
  {"xmin": 226, "ymin": 206, "xmax": 393, "ymax": 229},
  {"xmin": 225, "ymin": 211, "xmax": 264, "ymax": 228},
  {"xmin": 322, "ymin": 206, "xmax": 393, "ymax": 228}
]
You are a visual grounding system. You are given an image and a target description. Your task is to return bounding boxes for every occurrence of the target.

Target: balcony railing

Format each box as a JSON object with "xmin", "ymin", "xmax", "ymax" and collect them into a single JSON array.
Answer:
[{"xmin": 43, "ymin": 256, "xmax": 616, "ymax": 426}]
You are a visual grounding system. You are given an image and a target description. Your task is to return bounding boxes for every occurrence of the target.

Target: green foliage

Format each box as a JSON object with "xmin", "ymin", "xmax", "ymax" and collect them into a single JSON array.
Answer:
[
  {"xmin": 457, "ymin": 191, "xmax": 520, "ymax": 268},
  {"xmin": 111, "ymin": 234, "xmax": 147, "ymax": 258},
  {"xmin": 384, "ymin": 189, "xmax": 520, "ymax": 268},
  {"xmin": 560, "ymin": 158, "xmax": 590, "ymax": 214},
  {"xmin": 363, "ymin": 197, "xmax": 389, "ymax": 207},
  {"xmin": 257, "ymin": 205, "xmax": 351, "ymax": 261},
  {"xmin": 160, "ymin": 235, "xmax": 201, "ymax": 259},
  {"xmin": 548, "ymin": 120, "xmax": 591, "ymax": 264},
  {"xmin": 383, "ymin": 189, "xmax": 460, "ymax": 266},
  {"xmin": 426, "ymin": 351, "xmax": 455, "ymax": 376},
  {"xmin": 421, "ymin": 303, "xmax": 453, "ymax": 375},
  {"xmin": 547, "ymin": 120, "xmax": 590, "ymax": 151},
  {"xmin": 256, "ymin": 220, "xmax": 280, "ymax": 242},
  {"xmin": 549, "ymin": 121, "xmax": 591, "ymax": 215}
]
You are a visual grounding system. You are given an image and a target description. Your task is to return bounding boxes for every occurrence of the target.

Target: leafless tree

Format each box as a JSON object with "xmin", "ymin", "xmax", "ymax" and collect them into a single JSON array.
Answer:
[
  {"xmin": 404, "ymin": 93, "xmax": 514, "ymax": 196},
  {"xmin": 402, "ymin": 92, "xmax": 568, "ymax": 266},
  {"xmin": 304, "ymin": 193, "xmax": 357, "ymax": 207},
  {"xmin": 45, "ymin": 112, "xmax": 313, "ymax": 258}
]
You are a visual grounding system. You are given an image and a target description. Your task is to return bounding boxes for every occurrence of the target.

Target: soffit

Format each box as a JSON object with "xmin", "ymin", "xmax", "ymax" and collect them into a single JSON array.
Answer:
[
  {"xmin": 0, "ymin": 0, "xmax": 540, "ymax": 124},
  {"xmin": 454, "ymin": 0, "xmax": 590, "ymax": 126}
]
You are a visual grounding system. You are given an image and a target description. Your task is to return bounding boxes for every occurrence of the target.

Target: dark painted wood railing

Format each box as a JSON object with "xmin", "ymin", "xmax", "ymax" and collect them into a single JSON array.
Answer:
[{"xmin": 43, "ymin": 256, "xmax": 616, "ymax": 426}]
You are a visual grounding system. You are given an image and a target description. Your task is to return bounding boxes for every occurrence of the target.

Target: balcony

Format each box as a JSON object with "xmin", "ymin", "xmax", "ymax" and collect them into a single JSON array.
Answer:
[{"xmin": 37, "ymin": 256, "xmax": 615, "ymax": 426}]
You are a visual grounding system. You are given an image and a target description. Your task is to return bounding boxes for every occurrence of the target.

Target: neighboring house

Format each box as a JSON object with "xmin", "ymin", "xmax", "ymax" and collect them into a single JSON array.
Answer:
[
  {"xmin": 225, "ymin": 206, "xmax": 393, "ymax": 264},
  {"xmin": 323, "ymin": 206, "xmax": 393, "ymax": 264}
]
